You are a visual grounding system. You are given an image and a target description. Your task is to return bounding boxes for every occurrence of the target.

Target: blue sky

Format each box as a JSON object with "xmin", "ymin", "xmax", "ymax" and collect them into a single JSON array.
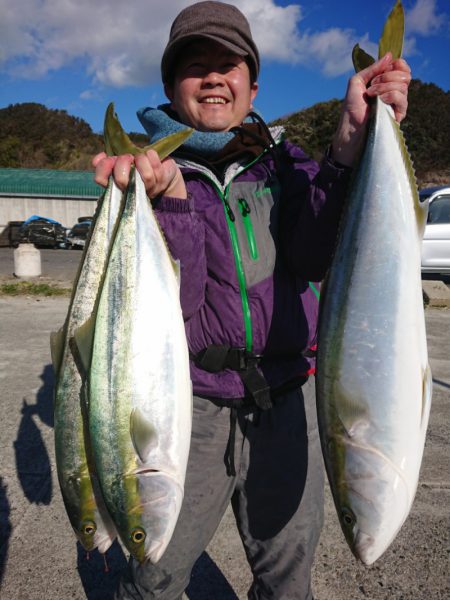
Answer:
[{"xmin": 1, "ymin": 0, "xmax": 449, "ymax": 135}]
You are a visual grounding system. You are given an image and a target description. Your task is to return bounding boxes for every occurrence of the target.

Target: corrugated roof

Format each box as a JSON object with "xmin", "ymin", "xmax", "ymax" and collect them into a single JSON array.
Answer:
[{"xmin": 0, "ymin": 168, "xmax": 103, "ymax": 198}]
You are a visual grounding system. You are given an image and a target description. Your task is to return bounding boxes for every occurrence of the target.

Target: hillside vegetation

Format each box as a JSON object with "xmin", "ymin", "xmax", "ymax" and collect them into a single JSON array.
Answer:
[
  {"xmin": 0, "ymin": 103, "xmax": 147, "ymax": 171},
  {"xmin": 271, "ymin": 79, "xmax": 450, "ymax": 187},
  {"xmin": 1, "ymin": 79, "xmax": 449, "ymax": 186}
]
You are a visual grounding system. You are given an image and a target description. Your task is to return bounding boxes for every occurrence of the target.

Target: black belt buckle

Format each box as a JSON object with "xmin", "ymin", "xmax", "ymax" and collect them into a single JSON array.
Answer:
[{"xmin": 244, "ymin": 351, "xmax": 263, "ymax": 370}]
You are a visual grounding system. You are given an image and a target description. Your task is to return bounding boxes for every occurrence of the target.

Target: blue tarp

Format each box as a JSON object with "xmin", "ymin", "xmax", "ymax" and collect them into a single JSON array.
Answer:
[{"xmin": 23, "ymin": 215, "xmax": 61, "ymax": 225}]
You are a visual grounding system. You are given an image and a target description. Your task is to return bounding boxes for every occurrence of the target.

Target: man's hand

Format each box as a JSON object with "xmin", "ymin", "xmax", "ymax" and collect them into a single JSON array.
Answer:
[
  {"xmin": 93, "ymin": 150, "xmax": 187, "ymax": 199},
  {"xmin": 331, "ymin": 53, "xmax": 412, "ymax": 167}
]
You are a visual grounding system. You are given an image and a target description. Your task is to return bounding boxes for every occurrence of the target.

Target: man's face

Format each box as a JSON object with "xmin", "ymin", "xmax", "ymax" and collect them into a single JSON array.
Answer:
[{"xmin": 164, "ymin": 39, "xmax": 258, "ymax": 132}]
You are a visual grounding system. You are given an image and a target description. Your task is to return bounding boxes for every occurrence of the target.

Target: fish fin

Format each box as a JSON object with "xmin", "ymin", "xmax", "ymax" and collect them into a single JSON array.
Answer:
[
  {"xmin": 378, "ymin": 0, "xmax": 404, "ymax": 60},
  {"xmin": 71, "ymin": 316, "xmax": 96, "ymax": 375},
  {"xmin": 352, "ymin": 1, "xmax": 404, "ymax": 74},
  {"xmin": 352, "ymin": 44, "xmax": 375, "ymax": 73},
  {"xmin": 416, "ymin": 195, "xmax": 429, "ymax": 239},
  {"xmin": 421, "ymin": 364, "xmax": 433, "ymax": 428},
  {"xmin": 335, "ymin": 382, "xmax": 370, "ymax": 438},
  {"xmin": 50, "ymin": 327, "xmax": 65, "ymax": 376},
  {"xmin": 130, "ymin": 407, "xmax": 158, "ymax": 463},
  {"xmin": 144, "ymin": 129, "xmax": 194, "ymax": 161},
  {"xmin": 104, "ymin": 103, "xmax": 141, "ymax": 156},
  {"xmin": 172, "ymin": 258, "xmax": 181, "ymax": 287},
  {"xmin": 104, "ymin": 102, "xmax": 192, "ymax": 158}
]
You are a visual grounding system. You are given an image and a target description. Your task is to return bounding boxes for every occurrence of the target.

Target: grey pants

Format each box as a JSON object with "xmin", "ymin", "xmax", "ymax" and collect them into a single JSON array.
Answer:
[{"xmin": 115, "ymin": 377, "xmax": 324, "ymax": 600}]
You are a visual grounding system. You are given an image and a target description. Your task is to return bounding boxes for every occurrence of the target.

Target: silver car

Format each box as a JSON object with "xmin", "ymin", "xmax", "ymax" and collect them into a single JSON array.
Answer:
[{"xmin": 420, "ymin": 186, "xmax": 450, "ymax": 275}]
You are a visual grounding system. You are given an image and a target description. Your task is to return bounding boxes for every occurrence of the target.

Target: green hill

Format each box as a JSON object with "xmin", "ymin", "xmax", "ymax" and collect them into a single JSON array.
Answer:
[
  {"xmin": 270, "ymin": 79, "xmax": 450, "ymax": 187},
  {"xmin": 0, "ymin": 103, "xmax": 147, "ymax": 171},
  {"xmin": 1, "ymin": 79, "xmax": 449, "ymax": 186}
]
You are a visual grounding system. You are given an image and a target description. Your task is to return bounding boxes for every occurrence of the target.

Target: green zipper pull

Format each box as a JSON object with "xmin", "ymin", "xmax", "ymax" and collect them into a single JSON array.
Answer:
[
  {"xmin": 239, "ymin": 198, "xmax": 251, "ymax": 216},
  {"xmin": 238, "ymin": 199, "xmax": 259, "ymax": 260},
  {"xmin": 224, "ymin": 199, "xmax": 236, "ymax": 222}
]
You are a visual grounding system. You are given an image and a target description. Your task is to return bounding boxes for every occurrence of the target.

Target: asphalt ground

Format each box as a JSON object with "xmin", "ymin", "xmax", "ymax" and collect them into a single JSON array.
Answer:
[{"xmin": 0, "ymin": 247, "xmax": 449, "ymax": 600}]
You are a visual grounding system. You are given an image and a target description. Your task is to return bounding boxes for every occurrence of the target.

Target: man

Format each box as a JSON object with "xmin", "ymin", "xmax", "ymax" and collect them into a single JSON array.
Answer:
[{"xmin": 94, "ymin": 2, "xmax": 411, "ymax": 599}]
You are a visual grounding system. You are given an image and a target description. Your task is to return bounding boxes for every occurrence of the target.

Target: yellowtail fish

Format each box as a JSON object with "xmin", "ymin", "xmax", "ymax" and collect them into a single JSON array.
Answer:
[
  {"xmin": 51, "ymin": 176, "xmax": 123, "ymax": 553},
  {"xmin": 315, "ymin": 0, "xmax": 432, "ymax": 565},
  {"xmin": 52, "ymin": 103, "xmax": 192, "ymax": 555},
  {"xmin": 74, "ymin": 112, "xmax": 193, "ymax": 564}
]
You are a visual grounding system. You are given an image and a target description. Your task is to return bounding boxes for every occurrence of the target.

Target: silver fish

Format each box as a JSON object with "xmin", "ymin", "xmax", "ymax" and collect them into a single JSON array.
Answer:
[
  {"xmin": 51, "ymin": 178, "xmax": 123, "ymax": 553},
  {"xmin": 315, "ymin": 0, "xmax": 432, "ymax": 566},
  {"xmin": 78, "ymin": 169, "xmax": 192, "ymax": 564}
]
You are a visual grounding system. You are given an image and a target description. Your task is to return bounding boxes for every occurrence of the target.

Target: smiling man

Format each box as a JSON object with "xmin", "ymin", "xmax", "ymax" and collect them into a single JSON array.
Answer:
[
  {"xmin": 164, "ymin": 39, "xmax": 259, "ymax": 133},
  {"xmin": 93, "ymin": 2, "xmax": 411, "ymax": 599}
]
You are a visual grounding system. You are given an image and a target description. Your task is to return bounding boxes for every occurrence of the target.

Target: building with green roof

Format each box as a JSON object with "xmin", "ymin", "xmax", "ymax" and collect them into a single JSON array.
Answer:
[{"xmin": 0, "ymin": 168, "xmax": 103, "ymax": 241}]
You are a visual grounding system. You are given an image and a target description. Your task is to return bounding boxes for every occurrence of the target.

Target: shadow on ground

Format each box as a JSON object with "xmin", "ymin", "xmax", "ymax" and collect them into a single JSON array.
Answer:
[
  {"xmin": 187, "ymin": 552, "xmax": 240, "ymax": 599},
  {"xmin": 77, "ymin": 540, "xmax": 128, "ymax": 600},
  {"xmin": 14, "ymin": 364, "xmax": 54, "ymax": 505},
  {"xmin": 0, "ymin": 478, "xmax": 12, "ymax": 587}
]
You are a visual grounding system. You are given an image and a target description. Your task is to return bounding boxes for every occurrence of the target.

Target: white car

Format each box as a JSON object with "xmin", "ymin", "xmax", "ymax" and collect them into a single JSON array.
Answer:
[{"xmin": 420, "ymin": 186, "xmax": 450, "ymax": 276}]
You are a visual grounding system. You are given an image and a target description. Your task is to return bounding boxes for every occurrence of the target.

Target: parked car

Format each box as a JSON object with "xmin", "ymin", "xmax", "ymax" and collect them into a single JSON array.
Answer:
[
  {"xmin": 421, "ymin": 186, "xmax": 450, "ymax": 275},
  {"xmin": 66, "ymin": 220, "xmax": 91, "ymax": 249},
  {"xmin": 18, "ymin": 216, "xmax": 67, "ymax": 248},
  {"xmin": 0, "ymin": 221, "xmax": 24, "ymax": 247}
]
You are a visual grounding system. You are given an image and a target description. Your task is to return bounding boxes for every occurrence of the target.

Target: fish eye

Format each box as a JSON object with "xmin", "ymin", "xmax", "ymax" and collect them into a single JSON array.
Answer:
[
  {"xmin": 130, "ymin": 528, "xmax": 146, "ymax": 544},
  {"xmin": 82, "ymin": 520, "xmax": 97, "ymax": 536},
  {"xmin": 341, "ymin": 507, "xmax": 356, "ymax": 527}
]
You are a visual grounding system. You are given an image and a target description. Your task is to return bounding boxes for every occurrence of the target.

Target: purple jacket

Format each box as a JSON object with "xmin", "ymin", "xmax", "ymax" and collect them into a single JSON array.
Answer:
[{"xmin": 152, "ymin": 139, "xmax": 351, "ymax": 399}]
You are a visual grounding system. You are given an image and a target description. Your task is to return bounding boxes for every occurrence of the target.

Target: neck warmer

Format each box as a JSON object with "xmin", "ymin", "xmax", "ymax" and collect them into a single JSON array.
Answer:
[{"xmin": 137, "ymin": 104, "xmax": 236, "ymax": 158}]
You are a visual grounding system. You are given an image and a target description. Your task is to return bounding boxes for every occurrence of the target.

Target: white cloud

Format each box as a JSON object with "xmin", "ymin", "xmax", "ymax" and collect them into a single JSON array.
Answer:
[
  {"xmin": 0, "ymin": 0, "xmax": 385, "ymax": 87},
  {"xmin": 79, "ymin": 89, "xmax": 99, "ymax": 101},
  {"xmin": 406, "ymin": 0, "xmax": 447, "ymax": 36}
]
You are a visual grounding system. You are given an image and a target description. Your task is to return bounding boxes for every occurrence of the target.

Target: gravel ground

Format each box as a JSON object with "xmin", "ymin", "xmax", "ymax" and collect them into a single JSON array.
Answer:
[{"xmin": 0, "ymin": 247, "xmax": 448, "ymax": 600}]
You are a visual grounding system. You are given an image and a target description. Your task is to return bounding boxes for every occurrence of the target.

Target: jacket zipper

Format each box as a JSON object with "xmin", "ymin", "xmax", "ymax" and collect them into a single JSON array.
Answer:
[
  {"xmin": 202, "ymin": 152, "xmax": 270, "ymax": 354},
  {"xmin": 238, "ymin": 198, "xmax": 259, "ymax": 260},
  {"xmin": 221, "ymin": 191, "xmax": 253, "ymax": 352}
]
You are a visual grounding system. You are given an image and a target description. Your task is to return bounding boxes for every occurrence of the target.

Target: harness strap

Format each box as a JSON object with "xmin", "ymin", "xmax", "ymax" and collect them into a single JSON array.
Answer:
[
  {"xmin": 192, "ymin": 344, "xmax": 310, "ymax": 477},
  {"xmin": 225, "ymin": 407, "xmax": 238, "ymax": 477},
  {"xmin": 191, "ymin": 345, "xmax": 273, "ymax": 411}
]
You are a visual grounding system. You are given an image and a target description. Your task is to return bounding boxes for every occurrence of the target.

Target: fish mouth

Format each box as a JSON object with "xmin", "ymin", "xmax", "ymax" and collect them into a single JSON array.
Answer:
[
  {"xmin": 95, "ymin": 532, "xmax": 115, "ymax": 555},
  {"xmin": 135, "ymin": 467, "xmax": 182, "ymax": 486},
  {"xmin": 144, "ymin": 539, "xmax": 167, "ymax": 564},
  {"xmin": 354, "ymin": 530, "xmax": 377, "ymax": 565},
  {"xmin": 136, "ymin": 468, "xmax": 161, "ymax": 475}
]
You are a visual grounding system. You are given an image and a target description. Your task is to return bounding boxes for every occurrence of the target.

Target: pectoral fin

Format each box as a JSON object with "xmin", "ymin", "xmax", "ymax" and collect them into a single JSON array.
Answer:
[
  {"xmin": 130, "ymin": 407, "xmax": 158, "ymax": 463},
  {"xmin": 50, "ymin": 327, "xmax": 65, "ymax": 376},
  {"xmin": 71, "ymin": 315, "xmax": 96, "ymax": 376},
  {"xmin": 421, "ymin": 364, "xmax": 433, "ymax": 428},
  {"xmin": 335, "ymin": 382, "xmax": 370, "ymax": 438}
]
